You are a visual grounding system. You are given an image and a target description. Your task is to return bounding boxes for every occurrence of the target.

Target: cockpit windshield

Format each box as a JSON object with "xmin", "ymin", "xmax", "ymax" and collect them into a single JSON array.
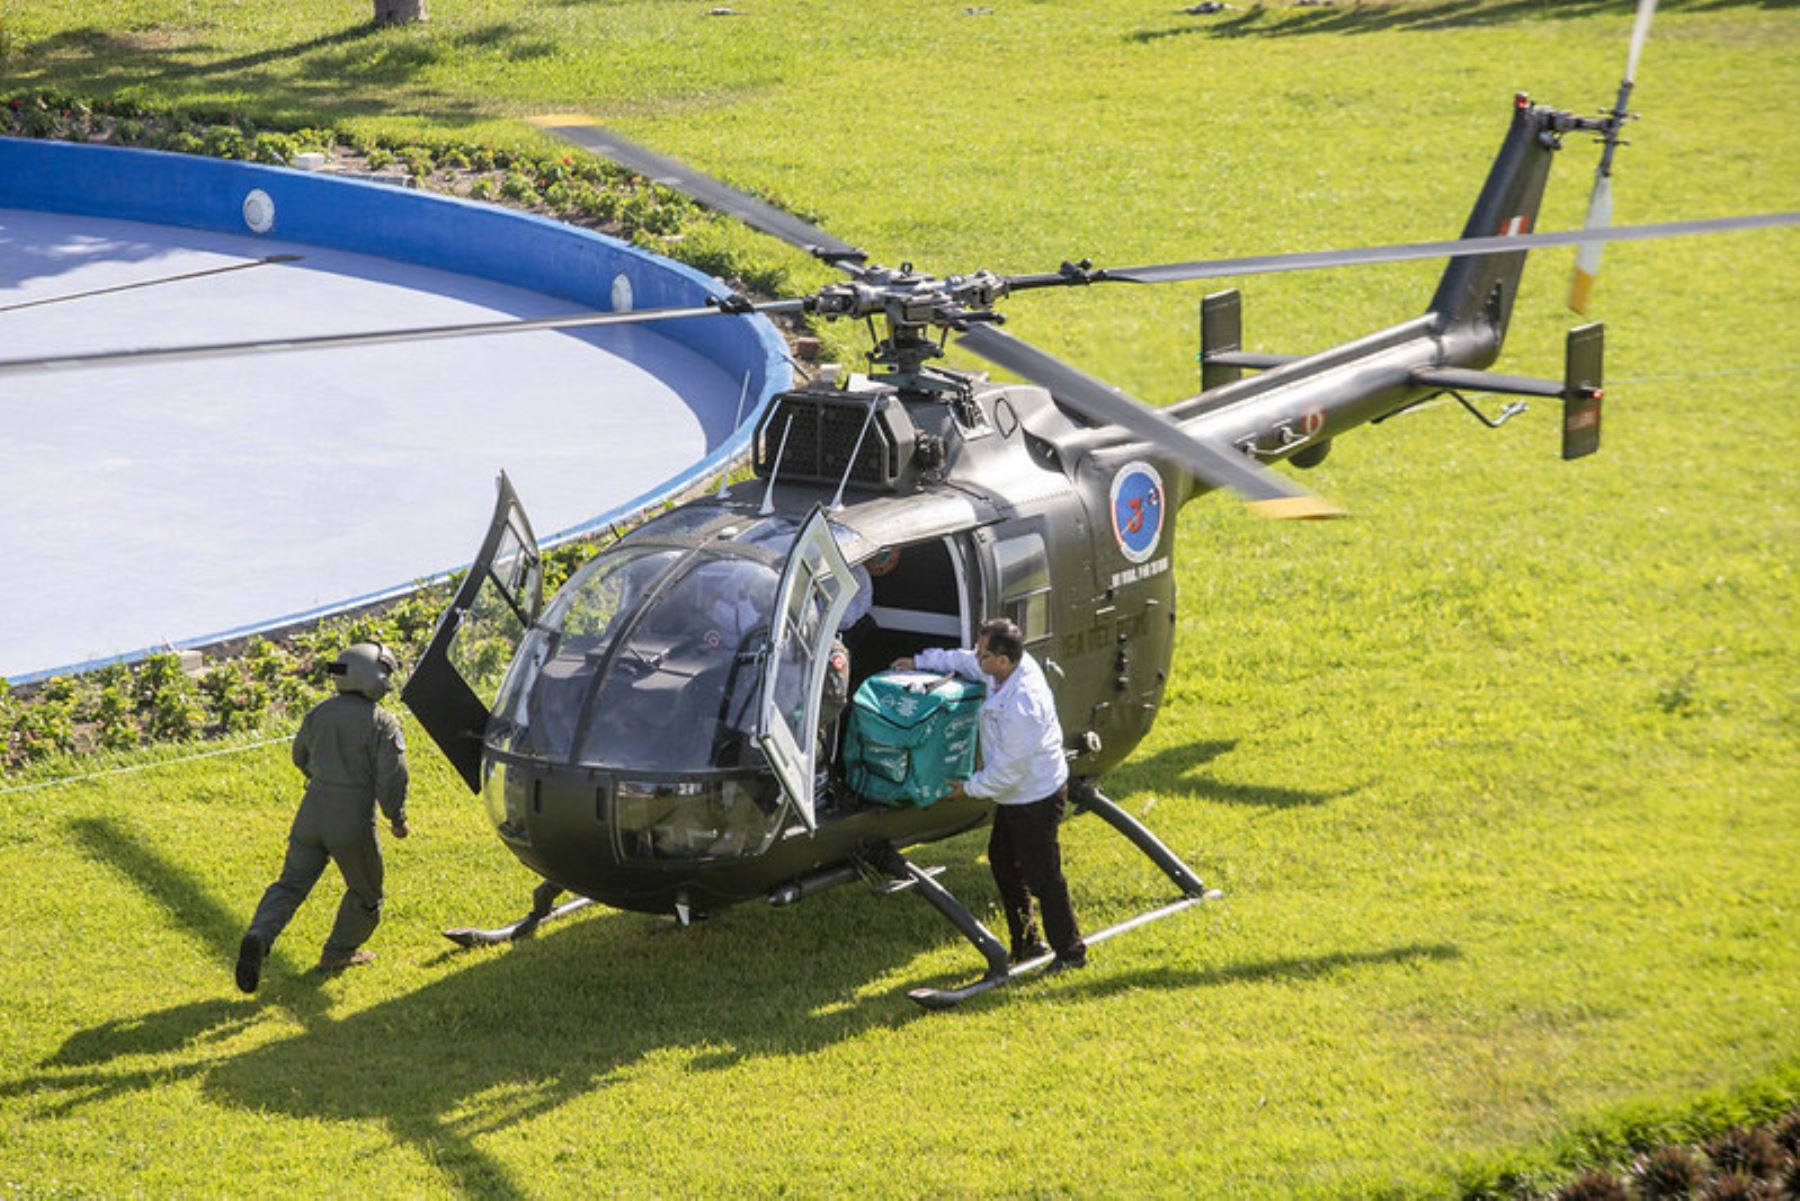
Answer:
[{"xmin": 490, "ymin": 542, "xmax": 792, "ymax": 774}]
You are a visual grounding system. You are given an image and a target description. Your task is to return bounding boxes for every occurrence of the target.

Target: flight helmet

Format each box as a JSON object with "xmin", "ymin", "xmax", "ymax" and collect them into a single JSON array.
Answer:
[{"xmin": 329, "ymin": 642, "xmax": 399, "ymax": 700}]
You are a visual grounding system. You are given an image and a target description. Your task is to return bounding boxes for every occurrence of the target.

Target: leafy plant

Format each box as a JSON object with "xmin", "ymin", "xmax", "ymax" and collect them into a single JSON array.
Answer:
[
  {"xmin": 1554, "ymin": 1170, "xmax": 1629, "ymax": 1201},
  {"xmin": 1704, "ymin": 1127, "xmax": 1782, "ymax": 1180},
  {"xmin": 90, "ymin": 686, "xmax": 139, "ymax": 751},
  {"xmin": 136, "ymin": 653, "xmax": 204, "ymax": 742},
  {"xmin": 1635, "ymin": 1146, "xmax": 1706, "ymax": 1198},
  {"xmin": 249, "ymin": 131, "xmax": 295, "ymax": 164}
]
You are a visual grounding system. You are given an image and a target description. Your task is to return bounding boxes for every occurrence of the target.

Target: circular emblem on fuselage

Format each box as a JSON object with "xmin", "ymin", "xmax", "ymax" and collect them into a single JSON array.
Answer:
[{"xmin": 1109, "ymin": 460, "xmax": 1165, "ymax": 564}]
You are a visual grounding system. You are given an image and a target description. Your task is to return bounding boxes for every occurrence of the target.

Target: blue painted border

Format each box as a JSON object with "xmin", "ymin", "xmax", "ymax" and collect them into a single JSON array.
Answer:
[{"xmin": 0, "ymin": 136, "xmax": 792, "ymax": 683}]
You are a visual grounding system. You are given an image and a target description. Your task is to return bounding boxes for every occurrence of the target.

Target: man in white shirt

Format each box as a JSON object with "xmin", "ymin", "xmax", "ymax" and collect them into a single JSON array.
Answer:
[{"xmin": 894, "ymin": 618, "xmax": 1086, "ymax": 969}]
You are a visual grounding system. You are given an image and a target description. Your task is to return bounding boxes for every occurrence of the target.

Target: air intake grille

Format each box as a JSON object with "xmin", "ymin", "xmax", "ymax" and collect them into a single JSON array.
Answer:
[{"xmin": 755, "ymin": 395, "xmax": 903, "ymax": 488}]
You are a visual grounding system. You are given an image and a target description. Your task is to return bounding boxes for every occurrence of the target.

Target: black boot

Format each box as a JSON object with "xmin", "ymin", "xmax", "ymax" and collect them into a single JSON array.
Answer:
[{"xmin": 235, "ymin": 931, "xmax": 267, "ymax": 994}]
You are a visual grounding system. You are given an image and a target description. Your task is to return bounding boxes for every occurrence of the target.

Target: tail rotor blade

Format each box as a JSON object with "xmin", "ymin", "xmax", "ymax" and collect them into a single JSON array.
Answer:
[
  {"xmin": 1570, "ymin": 0, "xmax": 1657, "ymax": 313},
  {"xmin": 1569, "ymin": 175, "xmax": 1613, "ymax": 315},
  {"xmin": 957, "ymin": 325, "xmax": 1342, "ymax": 520},
  {"xmin": 1625, "ymin": 0, "xmax": 1658, "ymax": 83}
]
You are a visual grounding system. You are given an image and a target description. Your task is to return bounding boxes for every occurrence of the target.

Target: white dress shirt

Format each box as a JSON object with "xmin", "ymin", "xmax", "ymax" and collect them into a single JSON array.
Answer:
[{"xmin": 915, "ymin": 646, "xmax": 1068, "ymax": 806}]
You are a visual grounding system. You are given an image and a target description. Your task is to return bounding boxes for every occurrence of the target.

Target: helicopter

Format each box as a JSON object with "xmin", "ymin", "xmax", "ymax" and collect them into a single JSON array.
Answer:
[
  {"xmin": 380, "ymin": 82, "xmax": 1789, "ymax": 1003},
  {"xmin": 3, "ymin": 8, "xmax": 1791, "ymax": 1009}
]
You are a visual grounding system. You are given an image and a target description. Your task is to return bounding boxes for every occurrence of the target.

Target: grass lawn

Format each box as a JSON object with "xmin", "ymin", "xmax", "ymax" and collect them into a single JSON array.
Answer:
[{"xmin": 1, "ymin": 1, "xmax": 1797, "ymax": 1195}]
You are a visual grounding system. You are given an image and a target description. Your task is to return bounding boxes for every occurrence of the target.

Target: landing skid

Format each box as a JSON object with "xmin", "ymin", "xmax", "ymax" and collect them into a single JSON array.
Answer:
[
  {"xmin": 883, "ymin": 783, "xmax": 1221, "ymax": 1010},
  {"xmin": 443, "ymin": 884, "xmax": 595, "ymax": 948},
  {"xmin": 906, "ymin": 895, "xmax": 1212, "ymax": 1010}
]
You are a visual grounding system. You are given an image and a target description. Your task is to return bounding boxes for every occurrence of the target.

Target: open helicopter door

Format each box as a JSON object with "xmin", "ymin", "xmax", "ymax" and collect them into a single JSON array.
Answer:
[
  {"xmin": 400, "ymin": 472, "xmax": 543, "ymax": 792},
  {"xmin": 754, "ymin": 507, "xmax": 857, "ymax": 831}
]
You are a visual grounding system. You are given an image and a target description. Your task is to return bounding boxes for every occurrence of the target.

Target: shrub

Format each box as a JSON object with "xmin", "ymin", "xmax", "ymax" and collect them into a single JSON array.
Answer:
[
  {"xmin": 200, "ymin": 663, "xmax": 270, "ymax": 734},
  {"xmin": 11, "ymin": 683, "xmax": 76, "ymax": 761},
  {"xmin": 1699, "ymin": 1172, "xmax": 1768, "ymax": 1200},
  {"xmin": 201, "ymin": 124, "xmax": 247, "ymax": 159},
  {"xmin": 499, "ymin": 171, "xmax": 540, "ymax": 205},
  {"xmin": 250, "ymin": 131, "xmax": 295, "ymax": 165},
  {"xmin": 1635, "ymin": 1146, "xmax": 1705, "ymax": 1198},
  {"xmin": 137, "ymin": 654, "xmax": 204, "ymax": 742},
  {"xmin": 1555, "ymin": 1170, "xmax": 1629, "ymax": 1201},
  {"xmin": 1707, "ymin": 1129, "xmax": 1783, "ymax": 1181},
  {"xmin": 1770, "ymin": 1110, "xmax": 1800, "ymax": 1158},
  {"xmin": 289, "ymin": 126, "xmax": 336, "ymax": 153},
  {"xmin": 91, "ymin": 686, "xmax": 140, "ymax": 751},
  {"xmin": 21, "ymin": 99, "xmax": 58, "ymax": 137},
  {"xmin": 155, "ymin": 128, "xmax": 203, "ymax": 155},
  {"xmin": 575, "ymin": 185, "xmax": 621, "ymax": 223}
]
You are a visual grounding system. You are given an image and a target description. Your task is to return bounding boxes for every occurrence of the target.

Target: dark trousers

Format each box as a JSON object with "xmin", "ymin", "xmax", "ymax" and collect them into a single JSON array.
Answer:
[
  {"xmin": 988, "ymin": 786, "xmax": 1084, "ymax": 959},
  {"xmin": 248, "ymin": 794, "xmax": 384, "ymax": 957}
]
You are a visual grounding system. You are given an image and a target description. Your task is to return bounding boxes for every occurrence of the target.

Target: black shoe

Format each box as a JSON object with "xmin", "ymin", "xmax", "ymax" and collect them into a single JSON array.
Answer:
[
  {"xmin": 1011, "ymin": 940, "xmax": 1051, "ymax": 965},
  {"xmin": 1048, "ymin": 950, "xmax": 1088, "ymax": 974},
  {"xmin": 235, "ymin": 931, "xmax": 267, "ymax": 994}
]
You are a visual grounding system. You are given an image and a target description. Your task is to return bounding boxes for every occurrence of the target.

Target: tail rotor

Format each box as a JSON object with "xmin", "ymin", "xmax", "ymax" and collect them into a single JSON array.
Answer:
[{"xmin": 1570, "ymin": 0, "xmax": 1658, "ymax": 314}]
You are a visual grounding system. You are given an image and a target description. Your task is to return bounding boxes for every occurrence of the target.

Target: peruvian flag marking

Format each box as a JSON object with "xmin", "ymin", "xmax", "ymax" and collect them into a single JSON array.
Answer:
[{"xmin": 1498, "ymin": 215, "xmax": 1532, "ymax": 236}]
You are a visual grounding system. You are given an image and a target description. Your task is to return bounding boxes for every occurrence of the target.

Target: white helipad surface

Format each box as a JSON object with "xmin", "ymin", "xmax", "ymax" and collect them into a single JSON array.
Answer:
[{"xmin": 0, "ymin": 208, "xmax": 745, "ymax": 681}]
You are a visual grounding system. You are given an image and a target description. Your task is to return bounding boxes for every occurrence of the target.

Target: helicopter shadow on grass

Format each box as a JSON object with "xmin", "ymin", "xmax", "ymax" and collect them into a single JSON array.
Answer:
[
  {"xmin": 196, "ymin": 850, "xmax": 1013, "ymax": 1198},
  {"xmin": 1106, "ymin": 739, "xmax": 1348, "ymax": 810},
  {"xmin": 1130, "ymin": 0, "xmax": 1797, "ymax": 45},
  {"xmin": 23, "ymin": 814, "xmax": 1008, "ymax": 1197}
]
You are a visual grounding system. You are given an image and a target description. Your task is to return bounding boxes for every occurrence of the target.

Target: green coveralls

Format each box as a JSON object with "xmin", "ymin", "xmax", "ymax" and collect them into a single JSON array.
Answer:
[{"xmin": 247, "ymin": 693, "xmax": 409, "ymax": 958}]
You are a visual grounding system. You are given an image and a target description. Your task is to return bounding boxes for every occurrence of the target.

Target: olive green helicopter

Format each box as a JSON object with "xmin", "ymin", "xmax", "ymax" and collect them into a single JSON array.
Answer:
[
  {"xmin": 6, "ymin": 2, "xmax": 1793, "ymax": 1007},
  {"xmin": 381, "ymin": 9, "xmax": 1789, "ymax": 1006}
]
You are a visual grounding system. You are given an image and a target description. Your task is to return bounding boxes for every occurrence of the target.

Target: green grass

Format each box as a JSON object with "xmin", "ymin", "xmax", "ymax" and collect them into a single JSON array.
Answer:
[{"xmin": 2, "ymin": 1, "xmax": 1798, "ymax": 1195}]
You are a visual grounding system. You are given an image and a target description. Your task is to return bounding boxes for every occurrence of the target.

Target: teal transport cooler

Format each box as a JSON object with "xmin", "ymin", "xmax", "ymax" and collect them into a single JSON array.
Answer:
[{"xmin": 842, "ymin": 670, "xmax": 985, "ymax": 806}]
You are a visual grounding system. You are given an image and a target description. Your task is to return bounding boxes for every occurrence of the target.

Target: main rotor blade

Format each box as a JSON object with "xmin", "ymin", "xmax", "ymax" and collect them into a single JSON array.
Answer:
[
  {"xmin": 529, "ymin": 115, "xmax": 868, "ymax": 272},
  {"xmin": 957, "ymin": 324, "xmax": 1341, "ymax": 520},
  {"xmin": 1091, "ymin": 212, "xmax": 1798, "ymax": 286},
  {"xmin": 0, "ymin": 254, "xmax": 302, "ymax": 314},
  {"xmin": 0, "ymin": 298, "xmax": 808, "ymax": 375}
]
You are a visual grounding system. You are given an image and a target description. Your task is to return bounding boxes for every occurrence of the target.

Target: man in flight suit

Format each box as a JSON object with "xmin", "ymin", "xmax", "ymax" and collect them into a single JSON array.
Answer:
[
  {"xmin": 235, "ymin": 643, "xmax": 410, "ymax": 992},
  {"xmin": 895, "ymin": 618, "xmax": 1087, "ymax": 970}
]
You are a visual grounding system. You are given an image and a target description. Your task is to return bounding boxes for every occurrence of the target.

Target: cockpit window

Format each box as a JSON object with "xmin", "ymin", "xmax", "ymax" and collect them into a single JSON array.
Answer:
[
  {"xmin": 620, "ymin": 503, "xmax": 732, "ymax": 544},
  {"xmin": 492, "ymin": 547, "xmax": 681, "ymax": 761},
  {"xmin": 570, "ymin": 550, "xmax": 781, "ymax": 772}
]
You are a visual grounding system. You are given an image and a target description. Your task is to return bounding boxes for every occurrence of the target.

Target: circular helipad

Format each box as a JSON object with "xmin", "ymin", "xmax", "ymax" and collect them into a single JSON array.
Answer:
[{"xmin": 0, "ymin": 142, "xmax": 788, "ymax": 682}]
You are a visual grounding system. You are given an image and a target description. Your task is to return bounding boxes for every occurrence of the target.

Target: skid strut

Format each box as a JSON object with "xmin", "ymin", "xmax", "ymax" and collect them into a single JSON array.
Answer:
[
  {"xmin": 444, "ymin": 881, "xmax": 596, "ymax": 948},
  {"xmin": 898, "ymin": 783, "xmax": 1221, "ymax": 1010},
  {"xmin": 866, "ymin": 845, "xmax": 1011, "ymax": 982}
]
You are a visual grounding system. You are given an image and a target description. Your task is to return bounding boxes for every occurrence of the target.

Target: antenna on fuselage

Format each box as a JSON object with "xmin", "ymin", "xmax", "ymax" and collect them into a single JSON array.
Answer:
[
  {"xmin": 829, "ymin": 401, "xmax": 878, "ymax": 512},
  {"xmin": 759, "ymin": 413, "xmax": 794, "ymax": 517},
  {"xmin": 719, "ymin": 370, "xmax": 752, "ymax": 498}
]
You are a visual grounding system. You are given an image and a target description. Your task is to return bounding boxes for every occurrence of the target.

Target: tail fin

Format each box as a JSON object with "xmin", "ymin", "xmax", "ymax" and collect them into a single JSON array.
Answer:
[{"xmin": 1428, "ymin": 95, "xmax": 1567, "ymax": 356}]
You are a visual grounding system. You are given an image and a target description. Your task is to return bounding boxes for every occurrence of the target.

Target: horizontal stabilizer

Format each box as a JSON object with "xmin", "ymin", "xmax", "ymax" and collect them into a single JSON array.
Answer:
[{"xmin": 1409, "ymin": 366, "xmax": 1566, "ymax": 397}]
